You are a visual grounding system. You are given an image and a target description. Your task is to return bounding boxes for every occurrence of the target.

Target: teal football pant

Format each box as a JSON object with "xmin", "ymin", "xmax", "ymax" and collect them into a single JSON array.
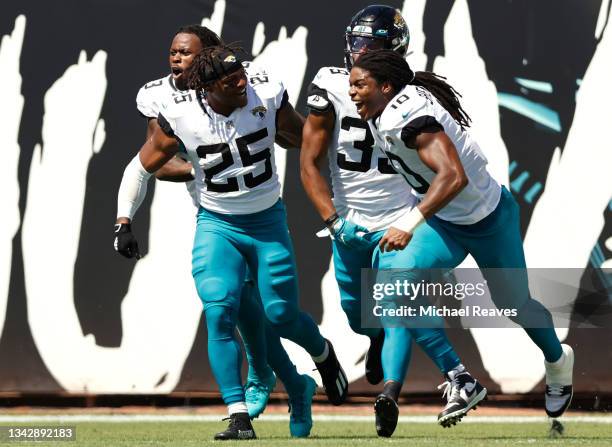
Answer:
[
  {"xmin": 238, "ymin": 280, "xmax": 306, "ymax": 396},
  {"xmin": 332, "ymin": 220, "xmax": 463, "ymax": 383},
  {"xmin": 426, "ymin": 186, "xmax": 562, "ymax": 362},
  {"xmin": 192, "ymin": 200, "xmax": 325, "ymax": 404}
]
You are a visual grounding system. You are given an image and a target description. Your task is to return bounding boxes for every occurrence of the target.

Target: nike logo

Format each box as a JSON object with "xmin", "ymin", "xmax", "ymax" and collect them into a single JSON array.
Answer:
[{"xmin": 463, "ymin": 382, "xmax": 476, "ymax": 396}]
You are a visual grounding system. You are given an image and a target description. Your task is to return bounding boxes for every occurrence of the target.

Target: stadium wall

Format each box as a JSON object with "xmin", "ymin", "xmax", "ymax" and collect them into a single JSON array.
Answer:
[{"xmin": 0, "ymin": 0, "xmax": 610, "ymax": 397}]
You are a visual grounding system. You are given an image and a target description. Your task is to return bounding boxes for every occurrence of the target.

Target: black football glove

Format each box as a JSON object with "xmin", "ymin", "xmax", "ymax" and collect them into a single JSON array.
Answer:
[{"xmin": 114, "ymin": 223, "xmax": 141, "ymax": 259}]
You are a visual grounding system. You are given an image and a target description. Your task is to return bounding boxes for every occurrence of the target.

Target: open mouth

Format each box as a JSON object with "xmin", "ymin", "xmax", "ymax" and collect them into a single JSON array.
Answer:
[
  {"xmin": 354, "ymin": 101, "xmax": 365, "ymax": 115},
  {"xmin": 171, "ymin": 66, "xmax": 183, "ymax": 77}
]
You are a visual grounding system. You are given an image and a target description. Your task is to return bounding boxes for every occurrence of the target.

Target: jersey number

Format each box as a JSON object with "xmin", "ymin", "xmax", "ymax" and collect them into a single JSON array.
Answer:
[
  {"xmin": 385, "ymin": 152, "xmax": 430, "ymax": 194},
  {"xmin": 195, "ymin": 129, "xmax": 273, "ymax": 193},
  {"xmin": 338, "ymin": 117, "xmax": 395, "ymax": 174}
]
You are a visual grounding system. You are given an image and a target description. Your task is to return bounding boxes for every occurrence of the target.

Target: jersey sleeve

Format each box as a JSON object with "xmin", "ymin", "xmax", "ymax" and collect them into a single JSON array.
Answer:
[
  {"xmin": 136, "ymin": 85, "xmax": 159, "ymax": 119},
  {"xmin": 306, "ymin": 81, "xmax": 333, "ymax": 114},
  {"xmin": 306, "ymin": 67, "xmax": 349, "ymax": 117},
  {"xmin": 383, "ymin": 87, "xmax": 444, "ymax": 148},
  {"xmin": 248, "ymin": 67, "xmax": 287, "ymax": 111},
  {"xmin": 157, "ymin": 112, "xmax": 177, "ymax": 137},
  {"xmin": 136, "ymin": 77, "xmax": 169, "ymax": 119}
]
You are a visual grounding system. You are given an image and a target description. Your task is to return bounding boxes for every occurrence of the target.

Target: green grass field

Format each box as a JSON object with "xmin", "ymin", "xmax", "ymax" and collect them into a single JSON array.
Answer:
[{"xmin": 3, "ymin": 419, "xmax": 612, "ymax": 447}]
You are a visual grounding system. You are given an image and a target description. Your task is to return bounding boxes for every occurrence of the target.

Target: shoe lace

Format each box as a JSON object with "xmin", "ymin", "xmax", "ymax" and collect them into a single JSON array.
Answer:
[
  {"xmin": 548, "ymin": 384, "xmax": 564, "ymax": 396},
  {"xmin": 437, "ymin": 378, "xmax": 460, "ymax": 402}
]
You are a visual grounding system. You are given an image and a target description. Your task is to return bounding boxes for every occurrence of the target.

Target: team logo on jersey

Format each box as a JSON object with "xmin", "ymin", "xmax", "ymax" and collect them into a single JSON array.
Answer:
[
  {"xmin": 224, "ymin": 54, "xmax": 237, "ymax": 63},
  {"xmin": 385, "ymin": 136, "xmax": 395, "ymax": 146},
  {"xmin": 250, "ymin": 105, "xmax": 267, "ymax": 119}
]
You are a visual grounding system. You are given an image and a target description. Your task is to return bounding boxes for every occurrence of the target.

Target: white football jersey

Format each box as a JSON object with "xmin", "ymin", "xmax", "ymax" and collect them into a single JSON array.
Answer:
[
  {"xmin": 136, "ymin": 62, "xmax": 264, "ymax": 207},
  {"xmin": 307, "ymin": 67, "xmax": 416, "ymax": 231},
  {"xmin": 372, "ymin": 84, "xmax": 501, "ymax": 225},
  {"xmin": 157, "ymin": 71, "xmax": 285, "ymax": 215}
]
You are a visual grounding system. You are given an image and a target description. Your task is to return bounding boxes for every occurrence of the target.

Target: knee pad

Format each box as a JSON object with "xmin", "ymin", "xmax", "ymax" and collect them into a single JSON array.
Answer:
[
  {"xmin": 204, "ymin": 304, "xmax": 237, "ymax": 341},
  {"xmin": 264, "ymin": 299, "xmax": 298, "ymax": 327},
  {"xmin": 196, "ymin": 277, "xmax": 232, "ymax": 305}
]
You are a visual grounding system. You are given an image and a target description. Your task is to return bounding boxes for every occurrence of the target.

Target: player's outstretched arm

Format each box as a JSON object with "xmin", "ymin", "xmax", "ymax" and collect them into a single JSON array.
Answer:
[
  {"xmin": 300, "ymin": 110, "xmax": 336, "ymax": 221},
  {"xmin": 275, "ymin": 101, "xmax": 305, "ymax": 149},
  {"xmin": 114, "ymin": 124, "xmax": 179, "ymax": 259}
]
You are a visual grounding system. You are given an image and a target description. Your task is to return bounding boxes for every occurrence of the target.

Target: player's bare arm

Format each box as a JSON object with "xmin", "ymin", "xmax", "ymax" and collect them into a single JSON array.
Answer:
[
  {"xmin": 144, "ymin": 118, "xmax": 194, "ymax": 182},
  {"xmin": 300, "ymin": 109, "xmax": 336, "ymax": 221},
  {"xmin": 411, "ymin": 130, "xmax": 468, "ymax": 219},
  {"xmin": 380, "ymin": 131, "xmax": 467, "ymax": 252},
  {"xmin": 275, "ymin": 101, "xmax": 305, "ymax": 148}
]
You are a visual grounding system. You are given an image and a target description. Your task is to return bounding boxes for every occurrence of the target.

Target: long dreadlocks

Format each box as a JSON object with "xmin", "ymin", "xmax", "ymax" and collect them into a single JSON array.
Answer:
[
  {"xmin": 353, "ymin": 49, "xmax": 471, "ymax": 128},
  {"xmin": 186, "ymin": 43, "xmax": 245, "ymax": 91}
]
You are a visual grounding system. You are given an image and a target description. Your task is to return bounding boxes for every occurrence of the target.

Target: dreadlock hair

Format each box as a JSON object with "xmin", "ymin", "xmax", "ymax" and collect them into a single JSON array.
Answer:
[
  {"xmin": 186, "ymin": 43, "xmax": 244, "ymax": 91},
  {"xmin": 175, "ymin": 24, "xmax": 221, "ymax": 48},
  {"xmin": 353, "ymin": 49, "xmax": 471, "ymax": 128}
]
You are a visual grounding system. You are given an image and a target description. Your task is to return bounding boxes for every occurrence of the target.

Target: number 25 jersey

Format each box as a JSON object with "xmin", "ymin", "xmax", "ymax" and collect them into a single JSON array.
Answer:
[
  {"xmin": 307, "ymin": 67, "xmax": 416, "ymax": 231},
  {"xmin": 157, "ymin": 73, "xmax": 286, "ymax": 215}
]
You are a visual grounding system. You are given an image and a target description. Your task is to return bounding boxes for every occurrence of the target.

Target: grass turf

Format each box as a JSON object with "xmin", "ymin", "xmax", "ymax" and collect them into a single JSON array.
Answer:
[{"xmin": 3, "ymin": 420, "xmax": 612, "ymax": 446}]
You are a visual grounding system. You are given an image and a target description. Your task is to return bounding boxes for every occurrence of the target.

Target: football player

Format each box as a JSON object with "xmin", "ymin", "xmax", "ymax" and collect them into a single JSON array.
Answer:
[
  {"xmin": 300, "ymin": 6, "xmax": 485, "ymax": 437},
  {"xmin": 115, "ymin": 44, "xmax": 348, "ymax": 440},
  {"xmin": 130, "ymin": 25, "xmax": 309, "ymax": 426},
  {"xmin": 349, "ymin": 48, "xmax": 574, "ymax": 420}
]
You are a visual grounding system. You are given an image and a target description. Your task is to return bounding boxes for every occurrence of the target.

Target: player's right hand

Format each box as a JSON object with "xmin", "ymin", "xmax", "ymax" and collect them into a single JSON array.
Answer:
[
  {"xmin": 330, "ymin": 217, "xmax": 370, "ymax": 249},
  {"xmin": 114, "ymin": 223, "xmax": 141, "ymax": 259}
]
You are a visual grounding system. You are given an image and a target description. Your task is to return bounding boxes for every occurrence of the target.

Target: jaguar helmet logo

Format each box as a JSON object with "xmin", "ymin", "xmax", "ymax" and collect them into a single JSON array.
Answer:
[{"xmin": 393, "ymin": 11, "xmax": 406, "ymax": 30}]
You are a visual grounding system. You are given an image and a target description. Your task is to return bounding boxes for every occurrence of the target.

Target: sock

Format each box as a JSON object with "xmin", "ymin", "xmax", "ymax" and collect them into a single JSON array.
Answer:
[
  {"xmin": 382, "ymin": 328, "xmax": 412, "ymax": 383},
  {"xmin": 545, "ymin": 347, "xmax": 566, "ymax": 368},
  {"xmin": 264, "ymin": 326, "xmax": 306, "ymax": 396},
  {"xmin": 383, "ymin": 380, "xmax": 402, "ymax": 402},
  {"xmin": 237, "ymin": 283, "xmax": 274, "ymax": 383},
  {"xmin": 205, "ymin": 305, "xmax": 244, "ymax": 405},
  {"xmin": 446, "ymin": 363, "xmax": 466, "ymax": 380},
  {"xmin": 228, "ymin": 402, "xmax": 248, "ymax": 415},
  {"xmin": 311, "ymin": 340, "xmax": 329, "ymax": 363}
]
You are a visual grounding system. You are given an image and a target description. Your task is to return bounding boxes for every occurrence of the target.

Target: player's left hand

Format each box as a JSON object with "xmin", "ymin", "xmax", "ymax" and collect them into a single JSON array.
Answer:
[{"xmin": 378, "ymin": 226, "xmax": 412, "ymax": 252}]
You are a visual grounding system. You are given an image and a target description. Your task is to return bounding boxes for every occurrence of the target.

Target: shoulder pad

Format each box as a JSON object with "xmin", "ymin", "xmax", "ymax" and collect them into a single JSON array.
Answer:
[
  {"xmin": 249, "ymin": 72, "xmax": 285, "ymax": 106},
  {"xmin": 311, "ymin": 66, "xmax": 349, "ymax": 93},
  {"xmin": 136, "ymin": 76, "xmax": 168, "ymax": 118},
  {"xmin": 381, "ymin": 85, "xmax": 430, "ymax": 129}
]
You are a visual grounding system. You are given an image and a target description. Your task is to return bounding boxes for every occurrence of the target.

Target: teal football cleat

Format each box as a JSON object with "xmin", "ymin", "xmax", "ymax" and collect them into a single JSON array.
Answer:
[
  {"xmin": 245, "ymin": 373, "xmax": 276, "ymax": 419},
  {"xmin": 288, "ymin": 375, "xmax": 317, "ymax": 438}
]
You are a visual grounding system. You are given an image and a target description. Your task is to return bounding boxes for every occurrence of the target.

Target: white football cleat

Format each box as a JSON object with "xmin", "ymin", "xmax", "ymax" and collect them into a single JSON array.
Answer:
[
  {"xmin": 544, "ymin": 344, "xmax": 574, "ymax": 418},
  {"xmin": 437, "ymin": 366, "xmax": 487, "ymax": 427}
]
